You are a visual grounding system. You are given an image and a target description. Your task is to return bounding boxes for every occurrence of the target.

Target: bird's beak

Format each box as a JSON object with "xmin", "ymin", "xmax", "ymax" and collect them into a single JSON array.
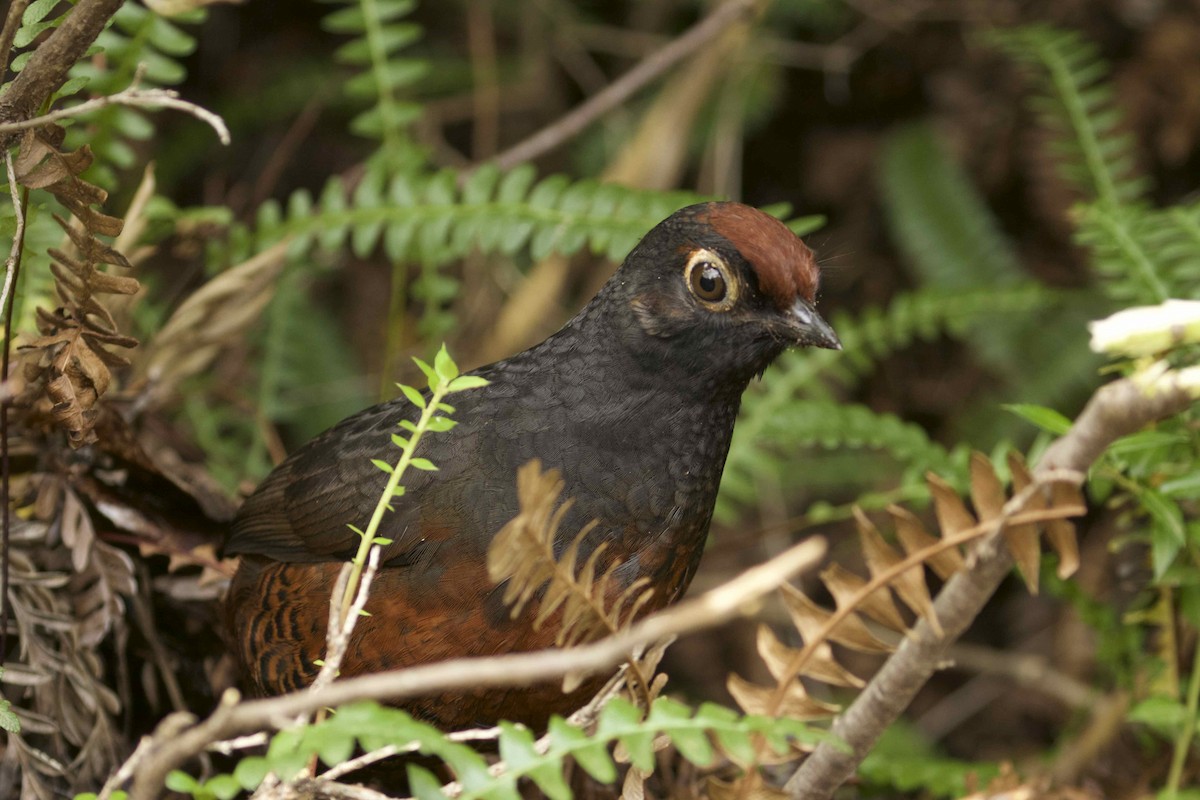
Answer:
[{"xmin": 784, "ymin": 297, "xmax": 841, "ymax": 350}]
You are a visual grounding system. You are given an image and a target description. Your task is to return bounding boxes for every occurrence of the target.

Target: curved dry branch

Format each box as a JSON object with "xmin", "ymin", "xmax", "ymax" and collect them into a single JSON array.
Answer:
[
  {"xmin": 785, "ymin": 375, "xmax": 1197, "ymax": 800},
  {"xmin": 123, "ymin": 536, "xmax": 826, "ymax": 800}
]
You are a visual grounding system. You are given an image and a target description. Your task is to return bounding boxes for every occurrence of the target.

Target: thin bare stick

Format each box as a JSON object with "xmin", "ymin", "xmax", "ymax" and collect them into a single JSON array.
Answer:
[
  {"xmin": 0, "ymin": 82, "xmax": 231, "ymax": 145},
  {"xmin": 487, "ymin": 0, "xmax": 760, "ymax": 172},
  {"xmin": 309, "ymin": 548, "xmax": 381, "ymax": 700},
  {"xmin": 786, "ymin": 375, "xmax": 1198, "ymax": 800},
  {"xmin": 0, "ymin": 153, "xmax": 25, "ymax": 319},
  {"xmin": 126, "ymin": 536, "xmax": 826, "ymax": 800}
]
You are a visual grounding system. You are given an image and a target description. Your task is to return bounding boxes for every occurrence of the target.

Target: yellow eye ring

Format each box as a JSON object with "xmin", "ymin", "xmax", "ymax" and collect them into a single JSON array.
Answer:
[{"xmin": 684, "ymin": 249, "xmax": 737, "ymax": 309}]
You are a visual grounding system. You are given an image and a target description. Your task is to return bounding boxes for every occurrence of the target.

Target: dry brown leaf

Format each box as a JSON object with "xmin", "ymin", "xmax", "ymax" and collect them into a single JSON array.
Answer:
[
  {"xmin": 780, "ymin": 583, "xmax": 893, "ymax": 653},
  {"xmin": 1046, "ymin": 482, "xmax": 1082, "ymax": 578},
  {"xmin": 15, "ymin": 142, "xmax": 95, "ymax": 189},
  {"xmin": 59, "ymin": 489, "xmax": 95, "ymax": 572},
  {"xmin": 489, "ymin": 460, "xmax": 655, "ymax": 657},
  {"xmin": 756, "ymin": 624, "xmax": 864, "ymax": 688},
  {"xmin": 854, "ymin": 508, "xmax": 941, "ymax": 636},
  {"xmin": 726, "ymin": 673, "xmax": 838, "ymax": 720},
  {"xmin": 821, "ymin": 563, "xmax": 908, "ymax": 633},
  {"xmin": 970, "ymin": 452, "xmax": 1006, "ymax": 519},
  {"xmin": 988, "ymin": 454, "xmax": 1040, "ymax": 593},
  {"xmin": 927, "ymin": 472, "xmax": 978, "ymax": 540},
  {"xmin": 1008, "ymin": 451, "xmax": 1033, "ymax": 491},
  {"xmin": 135, "ymin": 241, "xmax": 288, "ymax": 406},
  {"xmin": 13, "ymin": 128, "xmax": 140, "ymax": 447},
  {"xmin": 888, "ymin": 504, "xmax": 965, "ymax": 580}
]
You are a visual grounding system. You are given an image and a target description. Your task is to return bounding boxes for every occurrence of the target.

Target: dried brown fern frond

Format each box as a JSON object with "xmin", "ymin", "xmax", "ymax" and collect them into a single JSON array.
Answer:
[
  {"xmin": 487, "ymin": 459, "xmax": 660, "ymax": 702},
  {"xmin": 720, "ymin": 451, "xmax": 1085, "ymax": 798},
  {"xmin": 0, "ymin": 514, "xmax": 134, "ymax": 800},
  {"xmin": 12, "ymin": 126, "xmax": 139, "ymax": 447}
]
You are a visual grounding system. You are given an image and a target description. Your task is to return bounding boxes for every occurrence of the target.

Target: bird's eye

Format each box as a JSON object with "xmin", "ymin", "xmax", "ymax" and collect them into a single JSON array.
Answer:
[
  {"xmin": 691, "ymin": 263, "xmax": 725, "ymax": 301},
  {"xmin": 684, "ymin": 250, "xmax": 736, "ymax": 309}
]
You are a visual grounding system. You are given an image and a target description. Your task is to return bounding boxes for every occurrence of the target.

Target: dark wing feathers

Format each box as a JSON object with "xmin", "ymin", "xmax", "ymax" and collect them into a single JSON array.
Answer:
[{"xmin": 227, "ymin": 394, "xmax": 475, "ymax": 564}]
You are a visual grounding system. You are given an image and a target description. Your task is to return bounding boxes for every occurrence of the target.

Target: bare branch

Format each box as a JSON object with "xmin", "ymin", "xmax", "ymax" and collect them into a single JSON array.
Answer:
[
  {"xmin": 786, "ymin": 376, "xmax": 1197, "ymax": 800},
  {"xmin": 487, "ymin": 0, "xmax": 761, "ymax": 173},
  {"xmin": 0, "ymin": 82, "xmax": 231, "ymax": 145},
  {"xmin": 1, "ymin": 153, "xmax": 25, "ymax": 321},
  {"xmin": 125, "ymin": 536, "xmax": 826, "ymax": 800}
]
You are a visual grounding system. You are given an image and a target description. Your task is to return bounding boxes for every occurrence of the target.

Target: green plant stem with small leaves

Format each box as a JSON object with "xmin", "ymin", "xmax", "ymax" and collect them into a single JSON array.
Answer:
[{"xmin": 337, "ymin": 345, "xmax": 488, "ymax": 627}]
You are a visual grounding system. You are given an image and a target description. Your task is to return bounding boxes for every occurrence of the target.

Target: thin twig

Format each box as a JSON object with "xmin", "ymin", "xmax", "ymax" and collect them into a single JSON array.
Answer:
[
  {"xmin": 786, "ymin": 375, "xmax": 1198, "ymax": 800},
  {"xmin": 0, "ymin": 152, "xmax": 25, "ymax": 669},
  {"xmin": 0, "ymin": 153, "xmax": 24, "ymax": 324},
  {"xmin": 486, "ymin": 0, "xmax": 760, "ymax": 173},
  {"xmin": 126, "ymin": 536, "xmax": 826, "ymax": 800},
  {"xmin": 0, "ymin": 82, "xmax": 231, "ymax": 145},
  {"xmin": 309, "ymin": 548, "xmax": 380, "ymax": 700}
]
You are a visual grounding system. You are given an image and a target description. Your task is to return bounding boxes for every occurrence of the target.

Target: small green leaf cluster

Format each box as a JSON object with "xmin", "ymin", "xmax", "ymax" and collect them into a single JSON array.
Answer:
[
  {"xmin": 172, "ymin": 697, "xmax": 824, "ymax": 800},
  {"xmin": 337, "ymin": 345, "xmax": 486, "ymax": 618}
]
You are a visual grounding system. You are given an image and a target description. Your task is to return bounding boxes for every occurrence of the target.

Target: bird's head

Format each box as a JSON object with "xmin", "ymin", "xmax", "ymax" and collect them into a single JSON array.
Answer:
[{"xmin": 608, "ymin": 201, "xmax": 839, "ymax": 387}]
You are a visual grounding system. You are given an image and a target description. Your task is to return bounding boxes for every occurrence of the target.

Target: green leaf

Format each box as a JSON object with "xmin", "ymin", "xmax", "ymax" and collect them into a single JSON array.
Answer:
[
  {"xmin": 498, "ymin": 722, "xmax": 539, "ymax": 770},
  {"xmin": 409, "ymin": 457, "xmax": 438, "ymax": 471},
  {"xmin": 1003, "ymin": 403, "xmax": 1073, "ymax": 435},
  {"xmin": 412, "ymin": 357, "xmax": 438, "ymax": 386},
  {"xmin": 407, "ymin": 764, "xmax": 447, "ymax": 800},
  {"xmin": 392, "ymin": 434, "xmax": 411, "ymax": 448},
  {"xmin": 400, "ymin": 383, "xmax": 427, "ymax": 409},
  {"xmin": 371, "ymin": 459, "xmax": 395, "ymax": 474},
  {"xmin": 1128, "ymin": 696, "xmax": 1188, "ymax": 738},
  {"xmin": 426, "ymin": 416, "xmax": 457, "ymax": 432},
  {"xmin": 571, "ymin": 741, "xmax": 617, "ymax": 782},
  {"xmin": 204, "ymin": 774, "xmax": 242, "ymax": 800},
  {"xmin": 0, "ymin": 699, "xmax": 19, "ymax": 733},
  {"xmin": 433, "ymin": 344, "xmax": 459, "ymax": 382},
  {"xmin": 165, "ymin": 771, "xmax": 200, "ymax": 793},
  {"xmin": 787, "ymin": 214, "xmax": 826, "ymax": 237},
  {"xmin": 448, "ymin": 375, "xmax": 490, "ymax": 392}
]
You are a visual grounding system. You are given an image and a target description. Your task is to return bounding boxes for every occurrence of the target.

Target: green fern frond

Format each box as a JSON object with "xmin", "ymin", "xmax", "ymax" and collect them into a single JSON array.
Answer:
[
  {"xmin": 719, "ymin": 399, "xmax": 968, "ymax": 518},
  {"xmin": 59, "ymin": 3, "xmax": 204, "ymax": 186},
  {"xmin": 987, "ymin": 24, "xmax": 1148, "ymax": 208},
  {"xmin": 1076, "ymin": 202, "xmax": 1200, "ymax": 303},
  {"xmin": 718, "ymin": 286, "xmax": 1055, "ymax": 521},
  {"xmin": 194, "ymin": 697, "xmax": 826, "ymax": 800},
  {"xmin": 879, "ymin": 122, "xmax": 1101, "ymax": 437},
  {"xmin": 0, "ymin": 200, "xmax": 61, "ymax": 340},
  {"xmin": 249, "ymin": 163, "xmax": 719, "ymax": 267},
  {"xmin": 880, "ymin": 123, "xmax": 1024, "ymax": 293},
  {"xmin": 321, "ymin": 0, "xmax": 427, "ymax": 169},
  {"xmin": 830, "ymin": 285, "xmax": 1063, "ymax": 386}
]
